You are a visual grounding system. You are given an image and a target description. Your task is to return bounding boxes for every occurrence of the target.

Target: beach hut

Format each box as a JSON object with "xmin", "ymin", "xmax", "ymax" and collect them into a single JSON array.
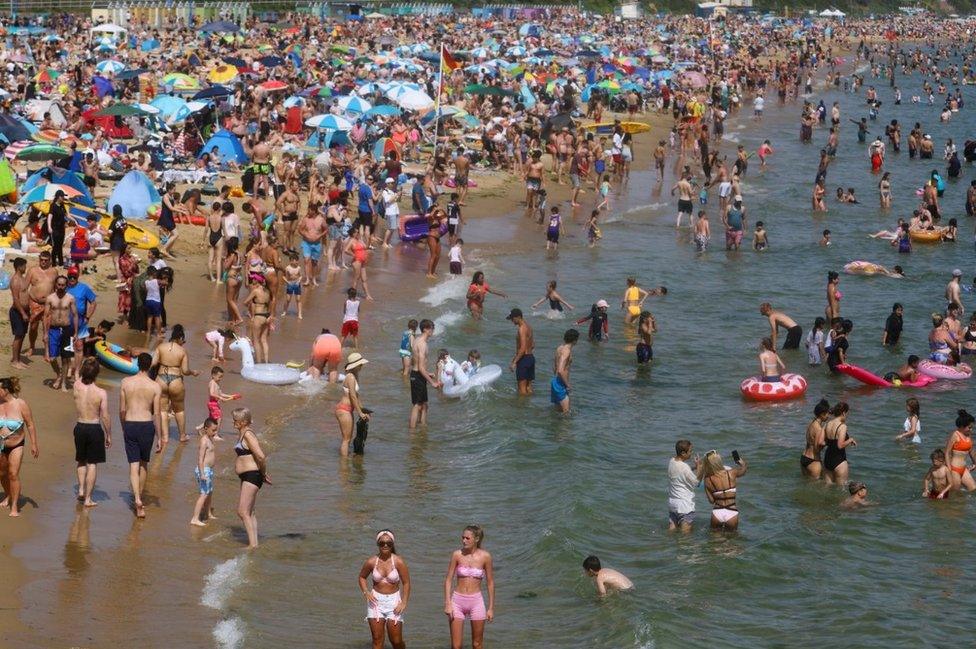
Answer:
[
  {"xmin": 107, "ymin": 170, "xmax": 160, "ymax": 219},
  {"xmin": 199, "ymin": 130, "xmax": 248, "ymax": 165}
]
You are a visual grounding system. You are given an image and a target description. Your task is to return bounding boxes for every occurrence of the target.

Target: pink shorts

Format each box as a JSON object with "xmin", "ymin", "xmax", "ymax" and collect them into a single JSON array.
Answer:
[
  {"xmin": 207, "ymin": 398, "xmax": 221, "ymax": 421},
  {"xmin": 451, "ymin": 591, "xmax": 486, "ymax": 621}
]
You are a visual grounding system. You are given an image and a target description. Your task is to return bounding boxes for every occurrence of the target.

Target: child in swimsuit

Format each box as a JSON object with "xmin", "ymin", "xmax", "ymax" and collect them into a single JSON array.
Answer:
[{"xmin": 281, "ymin": 253, "xmax": 304, "ymax": 319}]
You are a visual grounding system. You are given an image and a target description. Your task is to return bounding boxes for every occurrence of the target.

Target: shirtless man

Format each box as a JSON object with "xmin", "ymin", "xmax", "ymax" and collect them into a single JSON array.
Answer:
[
  {"xmin": 298, "ymin": 206, "xmax": 327, "ymax": 287},
  {"xmin": 409, "ymin": 319, "xmax": 440, "ymax": 429},
  {"xmin": 507, "ymin": 308, "xmax": 535, "ymax": 395},
  {"xmin": 946, "ymin": 269, "xmax": 964, "ymax": 313},
  {"xmin": 551, "ymin": 329, "xmax": 579, "ymax": 413},
  {"xmin": 453, "ymin": 147, "xmax": 471, "ymax": 206},
  {"xmin": 43, "ymin": 275, "xmax": 77, "ymax": 391},
  {"xmin": 583, "ymin": 555, "xmax": 634, "ymax": 596},
  {"xmin": 119, "ymin": 353, "xmax": 162, "ymax": 519},
  {"xmin": 249, "ymin": 138, "xmax": 274, "ymax": 199},
  {"xmin": 759, "ymin": 302, "xmax": 803, "ymax": 349},
  {"xmin": 8, "ymin": 257, "xmax": 29, "ymax": 368},
  {"xmin": 73, "ymin": 357, "xmax": 111, "ymax": 507},
  {"xmin": 653, "ymin": 140, "xmax": 666, "ymax": 182},
  {"xmin": 276, "ymin": 179, "xmax": 302, "ymax": 253},
  {"xmin": 670, "ymin": 172, "xmax": 694, "ymax": 228},
  {"xmin": 555, "ymin": 128, "xmax": 573, "ymax": 185},
  {"xmin": 26, "ymin": 251, "xmax": 57, "ymax": 356},
  {"xmin": 524, "ymin": 151, "xmax": 545, "ymax": 217}
]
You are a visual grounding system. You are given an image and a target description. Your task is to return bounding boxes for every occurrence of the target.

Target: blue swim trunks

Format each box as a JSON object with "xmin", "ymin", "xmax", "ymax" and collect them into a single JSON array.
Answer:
[
  {"xmin": 145, "ymin": 299, "xmax": 162, "ymax": 317},
  {"xmin": 195, "ymin": 466, "xmax": 214, "ymax": 495},
  {"xmin": 47, "ymin": 325, "xmax": 73, "ymax": 358},
  {"xmin": 550, "ymin": 376, "xmax": 568, "ymax": 404},
  {"xmin": 286, "ymin": 281, "xmax": 302, "ymax": 296},
  {"xmin": 301, "ymin": 239, "xmax": 322, "ymax": 261}
]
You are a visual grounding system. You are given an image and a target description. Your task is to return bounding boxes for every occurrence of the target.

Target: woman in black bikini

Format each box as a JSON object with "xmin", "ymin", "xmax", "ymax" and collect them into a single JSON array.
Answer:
[
  {"xmin": 801, "ymin": 399, "xmax": 830, "ymax": 479},
  {"xmin": 823, "ymin": 401, "xmax": 857, "ymax": 485},
  {"xmin": 151, "ymin": 325, "xmax": 199, "ymax": 444},
  {"xmin": 232, "ymin": 407, "xmax": 270, "ymax": 548},
  {"xmin": 223, "ymin": 239, "xmax": 243, "ymax": 325},
  {"xmin": 243, "ymin": 273, "xmax": 275, "ymax": 364},
  {"xmin": 0, "ymin": 377, "xmax": 39, "ymax": 517}
]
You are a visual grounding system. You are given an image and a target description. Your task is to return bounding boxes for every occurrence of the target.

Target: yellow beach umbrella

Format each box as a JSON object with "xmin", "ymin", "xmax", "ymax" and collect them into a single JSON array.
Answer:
[{"xmin": 207, "ymin": 65, "xmax": 238, "ymax": 84}]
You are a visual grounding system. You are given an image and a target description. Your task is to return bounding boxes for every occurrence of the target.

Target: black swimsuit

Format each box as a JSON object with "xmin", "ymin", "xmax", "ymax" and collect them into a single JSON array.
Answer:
[
  {"xmin": 823, "ymin": 435, "xmax": 846, "ymax": 471},
  {"xmin": 235, "ymin": 438, "xmax": 264, "ymax": 488}
]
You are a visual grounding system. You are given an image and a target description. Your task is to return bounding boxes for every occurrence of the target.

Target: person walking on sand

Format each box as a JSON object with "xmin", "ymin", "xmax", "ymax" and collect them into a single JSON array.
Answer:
[
  {"xmin": 0, "ymin": 377, "xmax": 39, "ymax": 517},
  {"xmin": 43, "ymin": 275, "xmax": 78, "ymax": 392},
  {"xmin": 551, "ymin": 329, "xmax": 579, "ymax": 413},
  {"xmin": 507, "ymin": 308, "xmax": 535, "ymax": 395},
  {"xmin": 409, "ymin": 319, "xmax": 440, "ymax": 429},
  {"xmin": 119, "ymin": 353, "xmax": 162, "ymax": 519},
  {"xmin": 73, "ymin": 358, "xmax": 110, "ymax": 507},
  {"xmin": 232, "ymin": 407, "xmax": 271, "ymax": 549},
  {"xmin": 8, "ymin": 257, "xmax": 29, "ymax": 369},
  {"xmin": 359, "ymin": 529, "xmax": 411, "ymax": 649}
]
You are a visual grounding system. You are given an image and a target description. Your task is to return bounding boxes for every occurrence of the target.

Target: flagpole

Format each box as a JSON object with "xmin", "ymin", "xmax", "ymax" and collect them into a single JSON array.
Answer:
[{"xmin": 433, "ymin": 43, "xmax": 446, "ymax": 161}]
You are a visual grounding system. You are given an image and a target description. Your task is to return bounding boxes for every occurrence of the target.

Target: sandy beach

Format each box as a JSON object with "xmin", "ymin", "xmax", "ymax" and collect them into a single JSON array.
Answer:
[{"xmin": 0, "ymin": 108, "xmax": 671, "ymax": 646}]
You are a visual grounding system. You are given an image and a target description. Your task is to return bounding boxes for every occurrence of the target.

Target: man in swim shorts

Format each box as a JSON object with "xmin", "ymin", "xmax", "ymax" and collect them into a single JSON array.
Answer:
[
  {"xmin": 508, "ymin": 308, "xmax": 535, "ymax": 395},
  {"xmin": 43, "ymin": 275, "xmax": 77, "ymax": 391},
  {"xmin": 551, "ymin": 329, "xmax": 578, "ymax": 413},
  {"xmin": 409, "ymin": 319, "xmax": 439, "ymax": 429},
  {"xmin": 119, "ymin": 353, "xmax": 162, "ymax": 518},
  {"xmin": 671, "ymin": 172, "xmax": 694, "ymax": 228},
  {"xmin": 298, "ymin": 206, "xmax": 327, "ymax": 287},
  {"xmin": 759, "ymin": 302, "xmax": 802, "ymax": 349}
]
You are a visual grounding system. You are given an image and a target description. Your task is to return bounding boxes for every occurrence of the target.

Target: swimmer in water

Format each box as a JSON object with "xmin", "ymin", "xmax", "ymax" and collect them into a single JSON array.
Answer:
[
  {"xmin": 895, "ymin": 397, "xmax": 921, "ymax": 444},
  {"xmin": 582, "ymin": 555, "xmax": 633, "ymax": 596},
  {"xmin": 820, "ymin": 229, "xmax": 831, "ymax": 246},
  {"xmin": 759, "ymin": 337, "xmax": 786, "ymax": 381},
  {"xmin": 922, "ymin": 449, "xmax": 951, "ymax": 499},
  {"xmin": 576, "ymin": 301, "xmax": 610, "ymax": 341},
  {"xmin": 636, "ymin": 310, "xmax": 656, "ymax": 364},
  {"xmin": 752, "ymin": 221, "xmax": 769, "ymax": 251},
  {"xmin": 883, "ymin": 355, "xmax": 921, "ymax": 385},
  {"xmin": 531, "ymin": 280, "xmax": 574, "ymax": 314},
  {"xmin": 840, "ymin": 482, "xmax": 871, "ymax": 509}
]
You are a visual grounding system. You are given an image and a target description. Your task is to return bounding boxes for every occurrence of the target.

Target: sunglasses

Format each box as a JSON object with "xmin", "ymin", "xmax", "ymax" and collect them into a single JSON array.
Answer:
[{"xmin": 377, "ymin": 540, "xmax": 393, "ymax": 547}]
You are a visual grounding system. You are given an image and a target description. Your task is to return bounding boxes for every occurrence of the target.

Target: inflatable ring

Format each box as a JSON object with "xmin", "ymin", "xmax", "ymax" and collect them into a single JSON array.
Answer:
[
  {"xmin": 918, "ymin": 360, "xmax": 972, "ymax": 380},
  {"xmin": 843, "ymin": 260, "xmax": 881, "ymax": 275},
  {"xmin": 740, "ymin": 373, "xmax": 808, "ymax": 402},
  {"xmin": 909, "ymin": 229, "xmax": 942, "ymax": 243},
  {"xmin": 94, "ymin": 340, "xmax": 138, "ymax": 375}
]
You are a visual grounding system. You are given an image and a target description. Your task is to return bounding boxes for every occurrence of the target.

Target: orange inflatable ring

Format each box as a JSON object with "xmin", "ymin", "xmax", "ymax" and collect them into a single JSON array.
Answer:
[
  {"xmin": 740, "ymin": 373, "xmax": 807, "ymax": 402},
  {"xmin": 312, "ymin": 333, "xmax": 342, "ymax": 365}
]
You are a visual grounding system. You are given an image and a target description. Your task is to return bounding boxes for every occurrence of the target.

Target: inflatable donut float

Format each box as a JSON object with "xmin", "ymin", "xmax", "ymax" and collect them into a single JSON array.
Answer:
[
  {"xmin": 918, "ymin": 360, "xmax": 972, "ymax": 380},
  {"xmin": 909, "ymin": 229, "xmax": 942, "ymax": 243},
  {"xmin": 740, "ymin": 373, "xmax": 808, "ymax": 402}
]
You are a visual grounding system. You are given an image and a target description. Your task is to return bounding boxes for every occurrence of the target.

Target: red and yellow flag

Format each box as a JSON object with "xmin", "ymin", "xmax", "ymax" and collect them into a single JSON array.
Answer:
[{"xmin": 441, "ymin": 45, "xmax": 460, "ymax": 74}]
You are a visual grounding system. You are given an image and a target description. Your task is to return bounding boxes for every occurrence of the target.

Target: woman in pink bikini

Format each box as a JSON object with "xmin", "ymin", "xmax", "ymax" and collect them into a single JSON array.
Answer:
[
  {"xmin": 444, "ymin": 525, "xmax": 494, "ymax": 649},
  {"xmin": 358, "ymin": 529, "xmax": 410, "ymax": 649},
  {"xmin": 825, "ymin": 270, "xmax": 842, "ymax": 321},
  {"xmin": 335, "ymin": 352, "xmax": 369, "ymax": 456}
]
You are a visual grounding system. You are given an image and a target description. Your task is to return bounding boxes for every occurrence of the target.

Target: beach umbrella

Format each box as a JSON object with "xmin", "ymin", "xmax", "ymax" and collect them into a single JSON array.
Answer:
[
  {"xmin": 505, "ymin": 45, "xmax": 527, "ymax": 57},
  {"xmin": 223, "ymin": 56, "xmax": 246, "ymax": 68},
  {"xmin": 19, "ymin": 183, "xmax": 82, "ymax": 205},
  {"xmin": 95, "ymin": 43, "xmax": 116, "ymax": 53},
  {"xmin": 115, "ymin": 68, "xmax": 149, "ymax": 80},
  {"xmin": 200, "ymin": 20, "xmax": 240, "ymax": 33},
  {"xmin": 96, "ymin": 60, "xmax": 126, "ymax": 75},
  {"xmin": 283, "ymin": 96, "xmax": 305, "ymax": 108},
  {"xmin": 258, "ymin": 55, "xmax": 285, "ymax": 68},
  {"xmin": 464, "ymin": 84, "xmax": 517, "ymax": 97},
  {"xmin": 356, "ymin": 82, "xmax": 383, "ymax": 97},
  {"xmin": 259, "ymin": 80, "xmax": 289, "ymax": 92},
  {"xmin": 337, "ymin": 95, "xmax": 372, "ymax": 114},
  {"xmin": 362, "ymin": 105, "xmax": 401, "ymax": 118},
  {"xmin": 34, "ymin": 67, "xmax": 60, "ymax": 82},
  {"xmin": 207, "ymin": 65, "xmax": 238, "ymax": 84},
  {"xmin": 192, "ymin": 85, "xmax": 232, "ymax": 101},
  {"xmin": 15, "ymin": 144, "xmax": 69, "ymax": 162},
  {"xmin": 150, "ymin": 95, "xmax": 191, "ymax": 122},
  {"xmin": 140, "ymin": 38, "xmax": 160, "ymax": 51},
  {"xmin": 43, "ymin": 34, "xmax": 62, "ymax": 43},
  {"xmin": 372, "ymin": 137, "xmax": 399, "ymax": 161},
  {"xmin": 304, "ymin": 114, "xmax": 353, "ymax": 130},
  {"xmin": 94, "ymin": 103, "xmax": 151, "ymax": 117},
  {"xmin": 161, "ymin": 73, "xmax": 200, "ymax": 91},
  {"xmin": 390, "ymin": 89, "xmax": 434, "ymax": 111},
  {"xmin": 680, "ymin": 70, "xmax": 707, "ymax": 89},
  {"xmin": 597, "ymin": 79, "xmax": 622, "ymax": 94},
  {"xmin": 470, "ymin": 47, "xmax": 490, "ymax": 59}
]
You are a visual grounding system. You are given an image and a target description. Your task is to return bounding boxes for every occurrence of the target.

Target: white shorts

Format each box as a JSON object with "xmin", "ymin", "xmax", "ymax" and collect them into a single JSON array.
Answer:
[{"xmin": 366, "ymin": 590, "xmax": 402, "ymax": 624}]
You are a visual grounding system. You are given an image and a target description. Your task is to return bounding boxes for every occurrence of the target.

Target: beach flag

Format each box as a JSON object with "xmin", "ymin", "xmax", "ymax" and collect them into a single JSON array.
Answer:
[{"xmin": 441, "ymin": 45, "xmax": 460, "ymax": 74}]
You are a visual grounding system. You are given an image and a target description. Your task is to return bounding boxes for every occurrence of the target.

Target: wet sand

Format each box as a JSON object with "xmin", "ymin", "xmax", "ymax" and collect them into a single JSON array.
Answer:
[{"xmin": 0, "ymin": 112, "xmax": 670, "ymax": 646}]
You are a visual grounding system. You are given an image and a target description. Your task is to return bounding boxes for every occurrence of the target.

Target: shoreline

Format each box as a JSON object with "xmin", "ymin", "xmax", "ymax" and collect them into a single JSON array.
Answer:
[{"xmin": 1, "ymin": 107, "xmax": 677, "ymax": 645}]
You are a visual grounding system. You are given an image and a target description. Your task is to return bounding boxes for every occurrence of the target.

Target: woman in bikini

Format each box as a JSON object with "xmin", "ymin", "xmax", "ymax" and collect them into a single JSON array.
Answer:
[
  {"xmin": 944, "ymin": 409, "xmax": 976, "ymax": 492},
  {"xmin": 426, "ymin": 208, "xmax": 446, "ymax": 278},
  {"xmin": 823, "ymin": 401, "xmax": 857, "ymax": 485},
  {"xmin": 335, "ymin": 352, "xmax": 369, "ymax": 456},
  {"xmin": 359, "ymin": 529, "xmax": 410, "ymax": 649},
  {"xmin": 343, "ymin": 229, "xmax": 372, "ymax": 300},
  {"xmin": 878, "ymin": 171, "xmax": 892, "ymax": 209},
  {"xmin": 243, "ymin": 273, "xmax": 274, "ymax": 364},
  {"xmin": 0, "ymin": 377, "xmax": 38, "ymax": 517},
  {"xmin": 802, "ymin": 398, "xmax": 830, "ymax": 479},
  {"xmin": 206, "ymin": 201, "xmax": 223, "ymax": 282},
  {"xmin": 702, "ymin": 450, "xmax": 748, "ymax": 531},
  {"xmin": 825, "ymin": 270, "xmax": 841, "ymax": 321},
  {"xmin": 223, "ymin": 238, "xmax": 244, "ymax": 325},
  {"xmin": 232, "ymin": 407, "xmax": 270, "ymax": 548},
  {"xmin": 444, "ymin": 525, "xmax": 494, "ymax": 649},
  {"xmin": 152, "ymin": 325, "xmax": 199, "ymax": 444}
]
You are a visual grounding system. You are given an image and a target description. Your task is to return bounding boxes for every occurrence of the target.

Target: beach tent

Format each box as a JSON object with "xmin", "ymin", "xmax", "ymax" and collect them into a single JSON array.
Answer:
[
  {"xmin": 0, "ymin": 115, "xmax": 32, "ymax": 143},
  {"xmin": 150, "ymin": 95, "xmax": 192, "ymax": 124},
  {"xmin": 24, "ymin": 99, "xmax": 67, "ymax": 127},
  {"xmin": 107, "ymin": 170, "xmax": 160, "ymax": 219},
  {"xmin": 81, "ymin": 108, "xmax": 133, "ymax": 139},
  {"xmin": 0, "ymin": 158, "xmax": 16, "ymax": 199},
  {"xmin": 198, "ymin": 129, "xmax": 248, "ymax": 165}
]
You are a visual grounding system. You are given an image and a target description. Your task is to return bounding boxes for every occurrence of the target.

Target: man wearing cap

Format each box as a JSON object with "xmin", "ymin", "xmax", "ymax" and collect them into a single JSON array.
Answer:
[
  {"xmin": 66, "ymin": 267, "xmax": 98, "ymax": 379},
  {"xmin": 723, "ymin": 195, "xmax": 747, "ymax": 251},
  {"xmin": 946, "ymin": 269, "xmax": 964, "ymax": 314},
  {"xmin": 381, "ymin": 177, "xmax": 402, "ymax": 248},
  {"xmin": 507, "ymin": 308, "xmax": 535, "ymax": 395}
]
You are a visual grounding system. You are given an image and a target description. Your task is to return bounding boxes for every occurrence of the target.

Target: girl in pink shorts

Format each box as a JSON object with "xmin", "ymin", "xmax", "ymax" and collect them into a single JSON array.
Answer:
[{"xmin": 444, "ymin": 525, "xmax": 494, "ymax": 649}]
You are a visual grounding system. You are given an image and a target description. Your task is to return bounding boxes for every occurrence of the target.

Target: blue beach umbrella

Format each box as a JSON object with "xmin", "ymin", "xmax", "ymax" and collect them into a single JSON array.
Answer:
[
  {"xmin": 96, "ymin": 60, "xmax": 126, "ymax": 75},
  {"xmin": 304, "ymin": 114, "xmax": 353, "ymax": 130},
  {"xmin": 337, "ymin": 95, "xmax": 372, "ymax": 114},
  {"xmin": 362, "ymin": 105, "xmax": 401, "ymax": 118}
]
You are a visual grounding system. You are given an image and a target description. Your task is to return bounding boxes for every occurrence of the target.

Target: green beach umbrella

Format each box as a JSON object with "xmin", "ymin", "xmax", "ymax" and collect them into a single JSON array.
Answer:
[
  {"xmin": 464, "ymin": 84, "xmax": 517, "ymax": 98},
  {"xmin": 94, "ymin": 104, "xmax": 152, "ymax": 117},
  {"xmin": 15, "ymin": 144, "xmax": 69, "ymax": 162}
]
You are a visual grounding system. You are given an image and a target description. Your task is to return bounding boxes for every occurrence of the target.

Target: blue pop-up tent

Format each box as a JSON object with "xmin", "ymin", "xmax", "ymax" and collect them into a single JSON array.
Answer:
[
  {"xmin": 107, "ymin": 170, "xmax": 160, "ymax": 219},
  {"xmin": 199, "ymin": 129, "xmax": 248, "ymax": 165}
]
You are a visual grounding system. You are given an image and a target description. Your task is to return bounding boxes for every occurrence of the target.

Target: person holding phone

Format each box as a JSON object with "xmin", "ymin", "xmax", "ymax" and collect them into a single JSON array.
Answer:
[{"xmin": 702, "ymin": 450, "xmax": 748, "ymax": 531}]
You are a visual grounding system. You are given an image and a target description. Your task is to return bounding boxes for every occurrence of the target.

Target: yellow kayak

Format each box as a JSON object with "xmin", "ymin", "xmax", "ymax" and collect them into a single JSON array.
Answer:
[
  {"xmin": 34, "ymin": 199, "xmax": 159, "ymax": 250},
  {"xmin": 583, "ymin": 121, "xmax": 651, "ymax": 135}
]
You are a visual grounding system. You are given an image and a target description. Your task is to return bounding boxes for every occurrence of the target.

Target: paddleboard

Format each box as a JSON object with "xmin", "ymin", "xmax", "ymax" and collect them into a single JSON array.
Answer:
[{"xmin": 582, "ymin": 121, "xmax": 651, "ymax": 135}]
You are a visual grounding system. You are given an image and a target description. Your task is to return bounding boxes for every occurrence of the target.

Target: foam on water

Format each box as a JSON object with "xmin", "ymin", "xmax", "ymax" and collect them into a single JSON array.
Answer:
[
  {"xmin": 623, "ymin": 202, "xmax": 668, "ymax": 215},
  {"xmin": 201, "ymin": 556, "xmax": 247, "ymax": 610},
  {"xmin": 213, "ymin": 616, "xmax": 245, "ymax": 649},
  {"xmin": 433, "ymin": 310, "xmax": 466, "ymax": 332},
  {"xmin": 420, "ymin": 277, "xmax": 467, "ymax": 307}
]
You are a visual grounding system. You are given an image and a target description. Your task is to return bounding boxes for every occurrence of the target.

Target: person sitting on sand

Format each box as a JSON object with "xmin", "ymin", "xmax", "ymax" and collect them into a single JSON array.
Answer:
[{"xmin": 582, "ymin": 555, "xmax": 633, "ymax": 596}]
